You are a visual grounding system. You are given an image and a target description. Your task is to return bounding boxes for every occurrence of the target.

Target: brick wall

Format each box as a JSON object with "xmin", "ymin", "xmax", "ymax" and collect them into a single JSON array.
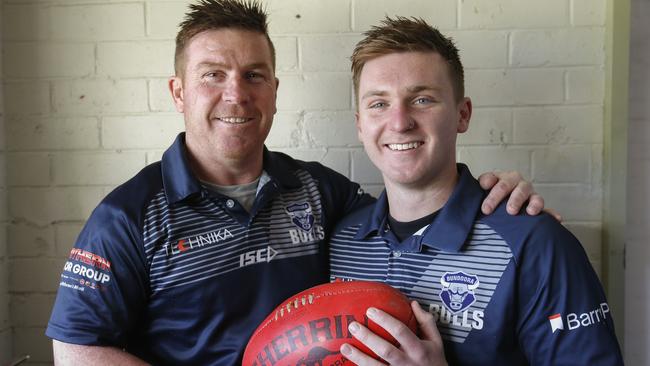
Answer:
[{"xmin": 1, "ymin": 0, "xmax": 608, "ymax": 363}]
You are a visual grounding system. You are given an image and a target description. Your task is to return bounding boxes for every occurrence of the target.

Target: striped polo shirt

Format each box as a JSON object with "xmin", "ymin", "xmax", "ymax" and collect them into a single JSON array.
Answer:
[
  {"xmin": 330, "ymin": 164, "xmax": 623, "ymax": 365},
  {"xmin": 46, "ymin": 133, "xmax": 373, "ymax": 365}
]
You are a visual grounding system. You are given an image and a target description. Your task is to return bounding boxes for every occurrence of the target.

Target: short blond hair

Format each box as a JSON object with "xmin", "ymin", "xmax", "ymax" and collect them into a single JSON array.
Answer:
[
  {"xmin": 351, "ymin": 16, "xmax": 464, "ymax": 103},
  {"xmin": 175, "ymin": 0, "xmax": 275, "ymax": 75}
]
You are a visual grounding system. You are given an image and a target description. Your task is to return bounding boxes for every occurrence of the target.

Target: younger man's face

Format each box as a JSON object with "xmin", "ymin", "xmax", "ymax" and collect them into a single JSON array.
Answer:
[{"xmin": 355, "ymin": 51, "xmax": 471, "ymax": 190}]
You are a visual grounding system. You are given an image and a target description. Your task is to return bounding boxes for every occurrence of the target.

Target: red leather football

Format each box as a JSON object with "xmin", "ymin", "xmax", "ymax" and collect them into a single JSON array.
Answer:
[{"xmin": 243, "ymin": 280, "xmax": 417, "ymax": 366}]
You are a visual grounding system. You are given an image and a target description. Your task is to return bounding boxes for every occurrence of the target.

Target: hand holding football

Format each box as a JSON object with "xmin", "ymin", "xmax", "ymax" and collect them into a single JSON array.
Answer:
[{"xmin": 243, "ymin": 281, "xmax": 416, "ymax": 366}]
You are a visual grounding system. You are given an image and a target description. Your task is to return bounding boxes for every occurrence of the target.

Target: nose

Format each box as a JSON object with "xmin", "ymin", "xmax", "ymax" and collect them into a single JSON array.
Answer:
[
  {"xmin": 388, "ymin": 103, "xmax": 414, "ymax": 131},
  {"xmin": 222, "ymin": 76, "xmax": 249, "ymax": 104}
]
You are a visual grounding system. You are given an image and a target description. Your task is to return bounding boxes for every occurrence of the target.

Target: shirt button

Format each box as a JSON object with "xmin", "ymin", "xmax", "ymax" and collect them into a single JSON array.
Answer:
[
  {"xmin": 226, "ymin": 199, "xmax": 235, "ymax": 208},
  {"xmin": 393, "ymin": 251, "xmax": 402, "ymax": 258}
]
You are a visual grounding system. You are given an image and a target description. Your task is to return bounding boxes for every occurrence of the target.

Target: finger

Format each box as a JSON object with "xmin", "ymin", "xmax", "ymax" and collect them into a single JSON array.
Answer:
[
  {"xmin": 505, "ymin": 181, "xmax": 533, "ymax": 215},
  {"xmin": 348, "ymin": 317, "xmax": 405, "ymax": 365},
  {"xmin": 411, "ymin": 302, "xmax": 447, "ymax": 365},
  {"xmin": 366, "ymin": 307, "xmax": 421, "ymax": 352},
  {"xmin": 340, "ymin": 343, "xmax": 385, "ymax": 366},
  {"xmin": 481, "ymin": 180, "xmax": 511, "ymax": 215},
  {"xmin": 477, "ymin": 172, "xmax": 498, "ymax": 190},
  {"xmin": 410, "ymin": 301, "xmax": 441, "ymax": 344},
  {"xmin": 542, "ymin": 207, "xmax": 562, "ymax": 222},
  {"xmin": 524, "ymin": 193, "xmax": 544, "ymax": 216},
  {"xmin": 481, "ymin": 170, "xmax": 523, "ymax": 214}
]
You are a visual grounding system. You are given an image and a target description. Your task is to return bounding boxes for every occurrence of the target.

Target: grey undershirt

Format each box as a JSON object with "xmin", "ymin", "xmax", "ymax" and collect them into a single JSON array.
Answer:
[{"xmin": 202, "ymin": 171, "xmax": 270, "ymax": 212}]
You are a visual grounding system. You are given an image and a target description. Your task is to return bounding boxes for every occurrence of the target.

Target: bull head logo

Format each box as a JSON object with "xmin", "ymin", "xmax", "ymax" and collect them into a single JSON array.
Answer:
[
  {"xmin": 439, "ymin": 271, "xmax": 480, "ymax": 314},
  {"xmin": 285, "ymin": 202, "xmax": 315, "ymax": 231}
]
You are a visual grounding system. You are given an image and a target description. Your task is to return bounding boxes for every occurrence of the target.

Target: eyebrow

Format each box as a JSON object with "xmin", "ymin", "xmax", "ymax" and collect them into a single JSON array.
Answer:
[
  {"xmin": 361, "ymin": 85, "xmax": 441, "ymax": 100},
  {"xmin": 195, "ymin": 61, "xmax": 272, "ymax": 71},
  {"xmin": 407, "ymin": 85, "xmax": 441, "ymax": 94},
  {"xmin": 360, "ymin": 90, "xmax": 388, "ymax": 100}
]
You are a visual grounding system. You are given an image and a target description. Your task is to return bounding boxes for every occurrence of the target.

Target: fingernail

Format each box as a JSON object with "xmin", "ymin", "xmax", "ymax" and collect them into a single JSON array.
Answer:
[
  {"xmin": 341, "ymin": 344, "xmax": 352, "ymax": 356},
  {"xmin": 367, "ymin": 307, "xmax": 378, "ymax": 318},
  {"xmin": 348, "ymin": 322, "xmax": 359, "ymax": 333}
]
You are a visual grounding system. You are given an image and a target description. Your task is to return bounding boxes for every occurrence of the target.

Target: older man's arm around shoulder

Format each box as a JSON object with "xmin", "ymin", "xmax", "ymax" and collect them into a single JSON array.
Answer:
[{"xmin": 53, "ymin": 340, "xmax": 149, "ymax": 366}]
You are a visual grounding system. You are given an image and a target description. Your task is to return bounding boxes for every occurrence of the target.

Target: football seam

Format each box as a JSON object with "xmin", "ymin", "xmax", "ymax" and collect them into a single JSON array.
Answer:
[{"xmin": 251, "ymin": 287, "xmax": 402, "ymax": 338}]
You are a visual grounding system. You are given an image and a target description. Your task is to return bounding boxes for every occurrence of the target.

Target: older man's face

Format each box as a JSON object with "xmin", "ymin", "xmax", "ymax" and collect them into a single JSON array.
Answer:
[{"xmin": 171, "ymin": 28, "xmax": 278, "ymax": 167}]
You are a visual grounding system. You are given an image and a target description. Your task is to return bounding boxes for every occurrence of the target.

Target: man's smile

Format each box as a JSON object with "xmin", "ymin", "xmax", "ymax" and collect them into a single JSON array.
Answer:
[
  {"xmin": 386, "ymin": 141, "xmax": 423, "ymax": 151},
  {"xmin": 216, "ymin": 116, "xmax": 254, "ymax": 124}
]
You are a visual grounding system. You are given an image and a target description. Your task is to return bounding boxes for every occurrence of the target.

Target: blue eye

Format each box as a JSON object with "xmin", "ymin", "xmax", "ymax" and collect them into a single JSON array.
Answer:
[
  {"xmin": 202, "ymin": 71, "xmax": 223, "ymax": 80},
  {"xmin": 414, "ymin": 97, "xmax": 432, "ymax": 105},
  {"xmin": 246, "ymin": 72, "xmax": 264, "ymax": 81},
  {"xmin": 369, "ymin": 101, "xmax": 386, "ymax": 109}
]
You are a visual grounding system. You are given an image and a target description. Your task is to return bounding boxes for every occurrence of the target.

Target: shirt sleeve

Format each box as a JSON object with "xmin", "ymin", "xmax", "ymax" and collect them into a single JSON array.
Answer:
[
  {"xmin": 515, "ymin": 216, "xmax": 624, "ymax": 365},
  {"xmin": 46, "ymin": 200, "xmax": 149, "ymax": 347}
]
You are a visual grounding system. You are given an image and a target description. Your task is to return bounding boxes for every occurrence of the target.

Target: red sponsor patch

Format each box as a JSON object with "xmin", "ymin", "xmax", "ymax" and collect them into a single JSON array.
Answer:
[{"xmin": 69, "ymin": 248, "xmax": 111, "ymax": 271}]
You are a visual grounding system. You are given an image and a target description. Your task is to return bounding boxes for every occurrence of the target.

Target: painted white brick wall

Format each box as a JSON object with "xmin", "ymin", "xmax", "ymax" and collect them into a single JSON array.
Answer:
[{"xmin": 0, "ymin": 0, "xmax": 609, "ymax": 362}]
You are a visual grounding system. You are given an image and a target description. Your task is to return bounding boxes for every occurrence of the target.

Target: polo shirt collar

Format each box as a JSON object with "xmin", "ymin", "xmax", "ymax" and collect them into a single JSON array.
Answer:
[
  {"xmin": 355, "ymin": 189, "xmax": 390, "ymax": 239},
  {"xmin": 161, "ymin": 133, "xmax": 202, "ymax": 204},
  {"xmin": 420, "ymin": 164, "xmax": 484, "ymax": 252},
  {"xmin": 161, "ymin": 133, "xmax": 302, "ymax": 204},
  {"xmin": 355, "ymin": 163, "xmax": 485, "ymax": 253},
  {"xmin": 261, "ymin": 148, "xmax": 302, "ymax": 190}
]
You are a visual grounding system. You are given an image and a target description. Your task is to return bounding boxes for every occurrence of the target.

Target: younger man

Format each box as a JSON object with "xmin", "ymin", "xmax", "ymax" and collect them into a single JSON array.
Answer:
[{"xmin": 330, "ymin": 17, "xmax": 623, "ymax": 365}]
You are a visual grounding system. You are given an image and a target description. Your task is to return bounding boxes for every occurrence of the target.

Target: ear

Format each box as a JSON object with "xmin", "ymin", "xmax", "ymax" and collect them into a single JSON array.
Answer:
[
  {"xmin": 456, "ymin": 97, "xmax": 472, "ymax": 133},
  {"xmin": 273, "ymin": 77, "xmax": 280, "ymax": 114},
  {"xmin": 169, "ymin": 76, "xmax": 185, "ymax": 113},
  {"xmin": 355, "ymin": 112, "xmax": 363, "ymax": 142}
]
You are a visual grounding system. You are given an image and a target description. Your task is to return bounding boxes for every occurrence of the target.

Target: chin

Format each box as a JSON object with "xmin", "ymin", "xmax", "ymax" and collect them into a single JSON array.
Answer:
[
  {"xmin": 221, "ymin": 147, "xmax": 253, "ymax": 159},
  {"xmin": 385, "ymin": 165, "xmax": 438, "ymax": 187},
  {"xmin": 383, "ymin": 172, "xmax": 420, "ymax": 186}
]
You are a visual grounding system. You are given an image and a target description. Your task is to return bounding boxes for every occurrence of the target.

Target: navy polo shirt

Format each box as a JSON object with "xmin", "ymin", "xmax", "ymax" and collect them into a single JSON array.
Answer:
[
  {"xmin": 46, "ymin": 133, "xmax": 373, "ymax": 365},
  {"xmin": 330, "ymin": 164, "xmax": 623, "ymax": 365}
]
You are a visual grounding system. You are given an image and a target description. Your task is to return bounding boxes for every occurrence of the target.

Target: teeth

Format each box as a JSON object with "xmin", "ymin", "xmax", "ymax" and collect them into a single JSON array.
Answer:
[
  {"xmin": 219, "ymin": 117, "xmax": 250, "ymax": 124},
  {"xmin": 387, "ymin": 142, "xmax": 421, "ymax": 151}
]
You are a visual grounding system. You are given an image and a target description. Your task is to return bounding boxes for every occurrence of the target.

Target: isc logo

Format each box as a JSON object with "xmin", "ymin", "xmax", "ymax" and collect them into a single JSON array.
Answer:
[{"xmin": 239, "ymin": 246, "xmax": 278, "ymax": 267}]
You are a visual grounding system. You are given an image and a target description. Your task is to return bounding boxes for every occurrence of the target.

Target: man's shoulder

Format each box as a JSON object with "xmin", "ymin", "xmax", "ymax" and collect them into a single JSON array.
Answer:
[
  {"xmin": 267, "ymin": 150, "xmax": 346, "ymax": 177},
  {"xmin": 266, "ymin": 149, "xmax": 366, "ymax": 200},
  {"xmin": 92, "ymin": 161, "xmax": 164, "ymax": 223},
  {"xmin": 480, "ymin": 201, "xmax": 561, "ymax": 233},
  {"xmin": 479, "ymin": 202, "xmax": 576, "ymax": 262},
  {"xmin": 331, "ymin": 203, "xmax": 376, "ymax": 237}
]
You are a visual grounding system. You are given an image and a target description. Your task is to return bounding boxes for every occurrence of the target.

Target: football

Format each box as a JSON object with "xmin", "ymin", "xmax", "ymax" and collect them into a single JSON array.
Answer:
[{"xmin": 243, "ymin": 280, "xmax": 417, "ymax": 366}]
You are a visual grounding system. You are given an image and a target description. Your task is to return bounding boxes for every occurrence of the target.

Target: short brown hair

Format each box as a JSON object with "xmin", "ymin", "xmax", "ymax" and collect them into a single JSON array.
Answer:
[
  {"xmin": 351, "ymin": 16, "xmax": 464, "ymax": 103},
  {"xmin": 175, "ymin": 0, "xmax": 275, "ymax": 75}
]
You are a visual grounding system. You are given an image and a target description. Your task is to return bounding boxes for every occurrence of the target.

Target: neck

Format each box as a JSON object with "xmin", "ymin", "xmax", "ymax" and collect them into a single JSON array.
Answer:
[
  {"xmin": 384, "ymin": 165, "xmax": 458, "ymax": 222},
  {"xmin": 186, "ymin": 142, "xmax": 264, "ymax": 186}
]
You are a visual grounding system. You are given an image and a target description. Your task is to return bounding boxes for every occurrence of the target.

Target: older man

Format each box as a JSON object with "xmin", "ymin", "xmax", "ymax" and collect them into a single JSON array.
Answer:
[{"xmin": 46, "ymin": 1, "xmax": 546, "ymax": 365}]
